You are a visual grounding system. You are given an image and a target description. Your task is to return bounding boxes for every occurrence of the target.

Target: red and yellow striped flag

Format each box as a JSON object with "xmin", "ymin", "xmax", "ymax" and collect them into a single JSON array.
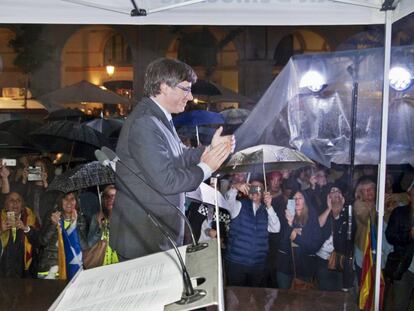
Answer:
[{"xmin": 359, "ymin": 218, "xmax": 384, "ymax": 311}]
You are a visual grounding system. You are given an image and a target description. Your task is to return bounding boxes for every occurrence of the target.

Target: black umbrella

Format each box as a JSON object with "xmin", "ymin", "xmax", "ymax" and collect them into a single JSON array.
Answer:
[
  {"xmin": 45, "ymin": 108, "xmax": 86, "ymax": 122},
  {"xmin": 48, "ymin": 161, "xmax": 115, "ymax": 193},
  {"xmin": 83, "ymin": 118, "xmax": 124, "ymax": 137},
  {"xmin": 39, "ymin": 80, "xmax": 130, "ymax": 105},
  {"xmin": 191, "ymin": 80, "xmax": 221, "ymax": 96},
  {"xmin": 30, "ymin": 121, "xmax": 110, "ymax": 160},
  {"xmin": 0, "ymin": 131, "xmax": 40, "ymax": 157},
  {"xmin": 0, "ymin": 119, "xmax": 43, "ymax": 148}
]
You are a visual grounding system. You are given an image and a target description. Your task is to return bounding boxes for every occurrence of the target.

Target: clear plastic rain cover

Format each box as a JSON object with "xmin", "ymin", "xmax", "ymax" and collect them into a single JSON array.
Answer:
[{"xmin": 235, "ymin": 46, "xmax": 414, "ymax": 167}]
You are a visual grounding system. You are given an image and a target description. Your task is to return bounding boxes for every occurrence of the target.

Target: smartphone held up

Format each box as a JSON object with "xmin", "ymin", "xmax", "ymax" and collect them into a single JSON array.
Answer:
[
  {"xmin": 287, "ymin": 199, "xmax": 295, "ymax": 217},
  {"xmin": 28, "ymin": 166, "xmax": 42, "ymax": 181}
]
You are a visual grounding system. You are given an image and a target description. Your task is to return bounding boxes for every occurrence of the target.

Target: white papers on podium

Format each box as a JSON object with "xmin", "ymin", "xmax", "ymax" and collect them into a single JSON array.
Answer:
[{"xmin": 50, "ymin": 246, "xmax": 187, "ymax": 311}]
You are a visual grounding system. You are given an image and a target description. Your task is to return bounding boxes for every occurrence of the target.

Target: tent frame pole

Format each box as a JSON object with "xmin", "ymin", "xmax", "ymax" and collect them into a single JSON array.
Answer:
[{"xmin": 374, "ymin": 9, "xmax": 393, "ymax": 311}]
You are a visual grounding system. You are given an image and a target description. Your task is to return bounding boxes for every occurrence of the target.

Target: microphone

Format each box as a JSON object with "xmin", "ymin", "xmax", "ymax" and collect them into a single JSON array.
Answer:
[
  {"xmin": 95, "ymin": 149, "xmax": 205, "ymax": 303},
  {"xmin": 100, "ymin": 146, "xmax": 207, "ymax": 253}
]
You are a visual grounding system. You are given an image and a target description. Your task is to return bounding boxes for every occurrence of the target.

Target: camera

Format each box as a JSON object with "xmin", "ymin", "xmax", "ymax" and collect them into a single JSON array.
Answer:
[
  {"xmin": 2, "ymin": 159, "xmax": 16, "ymax": 166},
  {"xmin": 28, "ymin": 166, "xmax": 42, "ymax": 181},
  {"xmin": 249, "ymin": 185, "xmax": 262, "ymax": 194}
]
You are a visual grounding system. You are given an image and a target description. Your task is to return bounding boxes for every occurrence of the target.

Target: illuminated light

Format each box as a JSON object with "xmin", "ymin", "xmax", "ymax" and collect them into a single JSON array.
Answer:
[
  {"xmin": 389, "ymin": 66, "xmax": 412, "ymax": 91},
  {"xmin": 106, "ymin": 63, "xmax": 115, "ymax": 77},
  {"xmin": 299, "ymin": 70, "xmax": 326, "ymax": 93}
]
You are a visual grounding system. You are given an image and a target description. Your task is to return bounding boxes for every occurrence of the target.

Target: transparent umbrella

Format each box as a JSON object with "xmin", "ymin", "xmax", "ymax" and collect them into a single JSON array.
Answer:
[{"xmin": 220, "ymin": 144, "xmax": 314, "ymax": 191}]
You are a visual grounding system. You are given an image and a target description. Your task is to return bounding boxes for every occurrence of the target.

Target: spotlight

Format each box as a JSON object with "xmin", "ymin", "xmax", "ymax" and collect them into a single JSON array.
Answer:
[
  {"xmin": 389, "ymin": 66, "xmax": 412, "ymax": 91},
  {"xmin": 299, "ymin": 70, "xmax": 326, "ymax": 93}
]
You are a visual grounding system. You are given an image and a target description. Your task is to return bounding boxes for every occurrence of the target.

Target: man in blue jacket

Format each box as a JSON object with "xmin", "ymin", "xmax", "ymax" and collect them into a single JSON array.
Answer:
[{"xmin": 224, "ymin": 179, "xmax": 280, "ymax": 287}]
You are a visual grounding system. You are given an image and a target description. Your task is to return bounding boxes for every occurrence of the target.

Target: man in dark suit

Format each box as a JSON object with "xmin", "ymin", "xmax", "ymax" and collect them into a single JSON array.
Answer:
[{"xmin": 110, "ymin": 58, "xmax": 234, "ymax": 260}]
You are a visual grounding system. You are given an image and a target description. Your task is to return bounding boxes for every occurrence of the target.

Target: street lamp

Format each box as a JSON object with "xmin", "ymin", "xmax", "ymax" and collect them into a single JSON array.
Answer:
[{"xmin": 106, "ymin": 61, "xmax": 115, "ymax": 78}]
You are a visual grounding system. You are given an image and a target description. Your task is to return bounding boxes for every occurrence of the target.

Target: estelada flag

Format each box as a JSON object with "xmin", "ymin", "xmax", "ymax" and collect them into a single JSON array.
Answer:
[
  {"xmin": 359, "ymin": 218, "xmax": 385, "ymax": 311},
  {"xmin": 59, "ymin": 219, "xmax": 83, "ymax": 280}
]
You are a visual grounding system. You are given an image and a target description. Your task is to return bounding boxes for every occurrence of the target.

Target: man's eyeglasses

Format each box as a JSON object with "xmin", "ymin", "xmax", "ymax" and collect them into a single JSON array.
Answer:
[{"xmin": 175, "ymin": 84, "xmax": 192, "ymax": 96}]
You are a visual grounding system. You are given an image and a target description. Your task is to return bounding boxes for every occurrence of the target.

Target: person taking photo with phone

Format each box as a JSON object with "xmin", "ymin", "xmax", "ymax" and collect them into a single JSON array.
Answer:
[
  {"xmin": 224, "ymin": 179, "xmax": 280, "ymax": 287},
  {"xmin": 276, "ymin": 190, "xmax": 324, "ymax": 289},
  {"xmin": 0, "ymin": 191, "xmax": 39, "ymax": 278}
]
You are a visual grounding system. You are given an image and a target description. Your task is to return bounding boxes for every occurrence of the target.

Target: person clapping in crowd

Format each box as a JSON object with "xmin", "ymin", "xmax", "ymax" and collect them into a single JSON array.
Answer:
[
  {"xmin": 224, "ymin": 179, "xmax": 280, "ymax": 287},
  {"xmin": 0, "ymin": 191, "xmax": 39, "ymax": 278}
]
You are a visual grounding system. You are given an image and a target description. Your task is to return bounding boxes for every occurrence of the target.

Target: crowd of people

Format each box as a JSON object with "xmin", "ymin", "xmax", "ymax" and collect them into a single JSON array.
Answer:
[
  {"xmin": 185, "ymin": 166, "xmax": 414, "ymax": 310},
  {"xmin": 0, "ymin": 151, "xmax": 413, "ymax": 309},
  {"xmin": 0, "ymin": 156, "xmax": 118, "ymax": 279}
]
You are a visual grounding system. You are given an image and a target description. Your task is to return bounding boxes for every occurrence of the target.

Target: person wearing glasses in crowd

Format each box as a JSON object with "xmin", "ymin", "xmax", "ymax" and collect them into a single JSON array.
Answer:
[{"xmin": 110, "ymin": 58, "xmax": 235, "ymax": 260}]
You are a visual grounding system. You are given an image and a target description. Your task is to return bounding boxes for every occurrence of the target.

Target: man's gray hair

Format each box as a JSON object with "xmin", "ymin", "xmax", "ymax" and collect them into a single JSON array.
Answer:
[{"xmin": 143, "ymin": 57, "xmax": 197, "ymax": 97}]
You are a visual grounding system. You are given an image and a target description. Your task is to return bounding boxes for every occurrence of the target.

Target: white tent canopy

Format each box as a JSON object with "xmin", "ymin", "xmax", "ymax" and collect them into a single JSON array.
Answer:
[
  {"xmin": 0, "ymin": 1, "xmax": 413, "ymax": 310},
  {"xmin": 0, "ymin": 0, "xmax": 412, "ymax": 26}
]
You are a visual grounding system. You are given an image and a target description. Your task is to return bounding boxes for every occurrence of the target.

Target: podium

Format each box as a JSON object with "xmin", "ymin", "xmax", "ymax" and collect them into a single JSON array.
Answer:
[
  {"xmin": 0, "ymin": 278, "xmax": 359, "ymax": 311},
  {"xmin": 49, "ymin": 240, "xmax": 221, "ymax": 311}
]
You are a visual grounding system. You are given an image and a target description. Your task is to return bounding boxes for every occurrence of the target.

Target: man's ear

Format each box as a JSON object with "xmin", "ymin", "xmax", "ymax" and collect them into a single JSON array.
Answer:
[{"xmin": 159, "ymin": 82, "xmax": 169, "ymax": 95}]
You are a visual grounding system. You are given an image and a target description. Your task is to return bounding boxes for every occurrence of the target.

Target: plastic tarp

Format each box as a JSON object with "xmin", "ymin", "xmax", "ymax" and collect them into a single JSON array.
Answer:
[
  {"xmin": 235, "ymin": 45, "xmax": 414, "ymax": 167},
  {"xmin": 0, "ymin": 0, "xmax": 409, "ymax": 26}
]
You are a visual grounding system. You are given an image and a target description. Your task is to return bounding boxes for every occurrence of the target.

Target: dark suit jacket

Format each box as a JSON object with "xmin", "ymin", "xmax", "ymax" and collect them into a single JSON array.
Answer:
[{"xmin": 109, "ymin": 97, "xmax": 204, "ymax": 259}]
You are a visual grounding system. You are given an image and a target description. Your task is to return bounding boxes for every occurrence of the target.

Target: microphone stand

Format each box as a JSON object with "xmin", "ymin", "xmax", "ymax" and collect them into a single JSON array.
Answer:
[
  {"xmin": 101, "ymin": 147, "xmax": 207, "ymax": 253},
  {"xmin": 96, "ymin": 150, "xmax": 206, "ymax": 303}
]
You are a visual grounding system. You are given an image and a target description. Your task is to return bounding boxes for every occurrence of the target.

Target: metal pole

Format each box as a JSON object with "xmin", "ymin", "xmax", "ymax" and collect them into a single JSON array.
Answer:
[
  {"xmin": 212, "ymin": 177, "xmax": 225, "ymax": 311},
  {"xmin": 196, "ymin": 125, "xmax": 200, "ymax": 146},
  {"xmin": 347, "ymin": 81, "xmax": 358, "ymax": 201},
  {"xmin": 374, "ymin": 9, "xmax": 392, "ymax": 311}
]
